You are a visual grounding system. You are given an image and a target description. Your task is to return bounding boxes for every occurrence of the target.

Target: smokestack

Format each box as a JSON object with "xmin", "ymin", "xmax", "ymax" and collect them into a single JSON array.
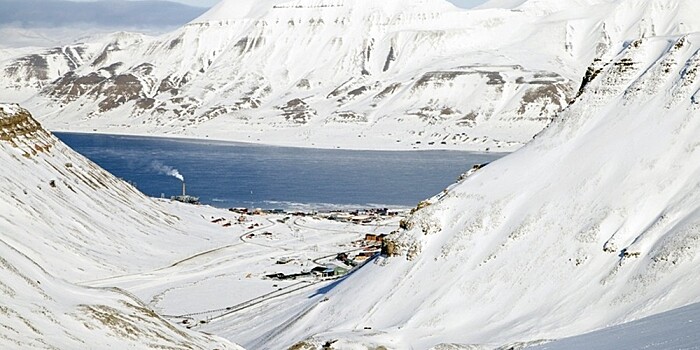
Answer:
[{"xmin": 182, "ymin": 182, "xmax": 186, "ymax": 196}]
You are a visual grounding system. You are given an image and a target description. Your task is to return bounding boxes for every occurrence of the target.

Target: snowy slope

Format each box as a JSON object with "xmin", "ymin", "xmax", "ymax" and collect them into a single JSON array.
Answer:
[
  {"xmin": 0, "ymin": 240, "xmax": 239, "ymax": 349},
  {"xmin": 531, "ymin": 301, "xmax": 700, "ymax": 350},
  {"xmin": 201, "ymin": 24, "xmax": 700, "ymax": 350},
  {"xmin": 0, "ymin": 103, "xmax": 241, "ymax": 348}
]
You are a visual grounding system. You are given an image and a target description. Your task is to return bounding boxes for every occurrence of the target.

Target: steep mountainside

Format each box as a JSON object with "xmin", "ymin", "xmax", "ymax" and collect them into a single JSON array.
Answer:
[
  {"xmin": 204, "ymin": 15, "xmax": 700, "ymax": 350},
  {"xmin": 0, "ymin": 103, "xmax": 240, "ymax": 349}
]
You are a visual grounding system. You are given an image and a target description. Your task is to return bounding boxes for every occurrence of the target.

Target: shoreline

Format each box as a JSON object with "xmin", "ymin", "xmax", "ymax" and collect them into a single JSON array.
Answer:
[
  {"xmin": 48, "ymin": 127, "xmax": 520, "ymax": 154},
  {"xmin": 54, "ymin": 130, "xmax": 506, "ymax": 213},
  {"xmin": 47, "ymin": 126, "xmax": 525, "ymax": 154},
  {"xmin": 154, "ymin": 197, "xmax": 414, "ymax": 213}
]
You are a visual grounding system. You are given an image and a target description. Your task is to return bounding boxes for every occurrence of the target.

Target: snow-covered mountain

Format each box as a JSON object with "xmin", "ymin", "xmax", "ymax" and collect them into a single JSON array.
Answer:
[
  {"xmin": 0, "ymin": 103, "xmax": 241, "ymax": 348},
  {"xmin": 4, "ymin": 0, "xmax": 696, "ymax": 151},
  {"xmin": 4, "ymin": 1, "xmax": 700, "ymax": 347},
  {"xmin": 194, "ymin": 3, "xmax": 700, "ymax": 349},
  {"xmin": 0, "ymin": 0, "xmax": 638, "ymax": 150}
]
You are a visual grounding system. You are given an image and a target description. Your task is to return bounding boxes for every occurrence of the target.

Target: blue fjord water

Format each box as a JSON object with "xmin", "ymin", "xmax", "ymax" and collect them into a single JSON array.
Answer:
[{"xmin": 54, "ymin": 132, "xmax": 505, "ymax": 210}]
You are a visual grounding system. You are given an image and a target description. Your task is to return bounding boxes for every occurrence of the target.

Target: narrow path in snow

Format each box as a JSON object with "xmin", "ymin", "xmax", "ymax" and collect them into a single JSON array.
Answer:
[
  {"xmin": 171, "ymin": 280, "xmax": 325, "ymax": 330},
  {"xmin": 76, "ymin": 219, "xmax": 276, "ymax": 285}
]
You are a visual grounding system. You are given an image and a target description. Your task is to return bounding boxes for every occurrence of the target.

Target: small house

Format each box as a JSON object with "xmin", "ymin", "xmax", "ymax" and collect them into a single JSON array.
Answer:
[
  {"xmin": 364, "ymin": 233, "xmax": 387, "ymax": 243},
  {"xmin": 276, "ymin": 257, "xmax": 292, "ymax": 264},
  {"xmin": 361, "ymin": 251, "xmax": 377, "ymax": 257},
  {"xmin": 351, "ymin": 215, "xmax": 373, "ymax": 224},
  {"xmin": 354, "ymin": 255, "xmax": 370, "ymax": 263},
  {"xmin": 265, "ymin": 273, "xmax": 285, "ymax": 280},
  {"xmin": 333, "ymin": 265, "xmax": 348, "ymax": 276},
  {"xmin": 311, "ymin": 266, "xmax": 330, "ymax": 278},
  {"xmin": 311, "ymin": 264, "xmax": 347, "ymax": 278}
]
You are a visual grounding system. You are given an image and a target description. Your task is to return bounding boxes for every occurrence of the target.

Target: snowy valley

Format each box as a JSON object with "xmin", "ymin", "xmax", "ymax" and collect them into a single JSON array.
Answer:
[
  {"xmin": 3, "ymin": 0, "xmax": 700, "ymax": 349},
  {"xmin": 0, "ymin": 103, "xmax": 402, "ymax": 348}
]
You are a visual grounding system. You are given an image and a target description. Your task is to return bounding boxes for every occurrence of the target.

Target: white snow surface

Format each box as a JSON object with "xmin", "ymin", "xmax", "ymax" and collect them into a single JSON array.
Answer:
[
  {"xmin": 478, "ymin": 0, "xmax": 615, "ymax": 13},
  {"xmin": 194, "ymin": 0, "xmax": 459, "ymax": 22},
  {"xmin": 532, "ymin": 301, "xmax": 700, "ymax": 350},
  {"xmin": 193, "ymin": 0, "xmax": 289, "ymax": 21},
  {"xmin": 0, "ymin": 103, "xmax": 20, "ymax": 116},
  {"xmin": 191, "ymin": 24, "xmax": 700, "ymax": 350}
]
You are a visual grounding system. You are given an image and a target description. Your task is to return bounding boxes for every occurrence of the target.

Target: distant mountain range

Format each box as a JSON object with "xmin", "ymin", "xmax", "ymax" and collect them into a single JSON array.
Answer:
[
  {"xmin": 0, "ymin": 0, "xmax": 585, "ymax": 151},
  {"xmin": 1, "ymin": 1, "xmax": 697, "ymax": 152}
]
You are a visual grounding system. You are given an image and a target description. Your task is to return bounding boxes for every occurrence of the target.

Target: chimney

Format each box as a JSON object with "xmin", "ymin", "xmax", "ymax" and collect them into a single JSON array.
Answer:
[{"xmin": 182, "ymin": 182, "xmax": 186, "ymax": 196}]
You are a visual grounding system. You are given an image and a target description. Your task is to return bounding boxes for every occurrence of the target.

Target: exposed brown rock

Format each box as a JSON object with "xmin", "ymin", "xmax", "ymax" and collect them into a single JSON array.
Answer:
[{"xmin": 277, "ymin": 99, "xmax": 316, "ymax": 124}]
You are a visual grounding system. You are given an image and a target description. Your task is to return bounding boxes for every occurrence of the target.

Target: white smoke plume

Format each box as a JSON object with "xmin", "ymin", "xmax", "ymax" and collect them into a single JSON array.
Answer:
[{"xmin": 151, "ymin": 161, "xmax": 184, "ymax": 182}]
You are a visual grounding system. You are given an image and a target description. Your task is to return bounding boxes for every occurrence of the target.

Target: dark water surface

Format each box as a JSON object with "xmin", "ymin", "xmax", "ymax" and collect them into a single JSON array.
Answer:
[{"xmin": 55, "ymin": 132, "xmax": 506, "ymax": 210}]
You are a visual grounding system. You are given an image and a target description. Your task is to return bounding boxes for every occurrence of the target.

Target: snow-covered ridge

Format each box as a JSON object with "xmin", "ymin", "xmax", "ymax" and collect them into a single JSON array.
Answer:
[
  {"xmin": 0, "ymin": 0, "xmax": 573, "ymax": 151},
  {"xmin": 0, "ymin": 105, "xmax": 241, "ymax": 348},
  {"xmin": 0, "ymin": 105, "xmax": 259, "ymax": 284},
  {"xmin": 483, "ymin": 0, "xmax": 616, "ymax": 13}
]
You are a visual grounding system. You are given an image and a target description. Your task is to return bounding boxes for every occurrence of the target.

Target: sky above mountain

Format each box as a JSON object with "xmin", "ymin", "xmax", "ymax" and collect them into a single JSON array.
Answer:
[
  {"xmin": 0, "ymin": 0, "xmax": 489, "ymax": 10},
  {"xmin": 169, "ymin": 0, "xmax": 490, "ymax": 7},
  {"xmin": 0, "ymin": 0, "xmax": 207, "ymax": 27},
  {"xmin": 0, "ymin": 0, "xmax": 490, "ymax": 30},
  {"xmin": 0, "ymin": 0, "xmax": 489, "ymax": 47}
]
